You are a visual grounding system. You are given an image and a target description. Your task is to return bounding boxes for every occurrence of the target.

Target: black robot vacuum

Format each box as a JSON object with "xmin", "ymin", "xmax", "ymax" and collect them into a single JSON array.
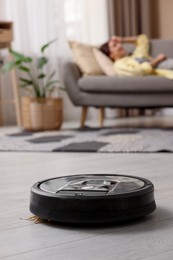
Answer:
[{"xmin": 30, "ymin": 174, "xmax": 156, "ymax": 224}]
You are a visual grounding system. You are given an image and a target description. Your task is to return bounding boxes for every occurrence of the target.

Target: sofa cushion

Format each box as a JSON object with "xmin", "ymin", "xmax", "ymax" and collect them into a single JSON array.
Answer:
[
  {"xmin": 93, "ymin": 48, "xmax": 115, "ymax": 76},
  {"xmin": 78, "ymin": 75, "xmax": 173, "ymax": 93},
  {"xmin": 68, "ymin": 41, "xmax": 104, "ymax": 76},
  {"xmin": 150, "ymin": 40, "xmax": 173, "ymax": 58}
]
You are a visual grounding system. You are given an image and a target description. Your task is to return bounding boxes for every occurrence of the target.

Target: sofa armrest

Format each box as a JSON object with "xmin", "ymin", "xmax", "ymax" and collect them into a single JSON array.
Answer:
[{"xmin": 63, "ymin": 62, "xmax": 83, "ymax": 105}]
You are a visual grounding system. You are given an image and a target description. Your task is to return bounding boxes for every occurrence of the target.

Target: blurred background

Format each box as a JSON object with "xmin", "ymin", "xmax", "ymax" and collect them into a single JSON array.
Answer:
[{"xmin": 0, "ymin": 0, "xmax": 173, "ymax": 125}]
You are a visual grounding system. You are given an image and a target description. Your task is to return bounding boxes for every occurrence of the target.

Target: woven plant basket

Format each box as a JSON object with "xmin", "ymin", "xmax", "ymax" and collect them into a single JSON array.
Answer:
[{"xmin": 21, "ymin": 97, "xmax": 63, "ymax": 131}]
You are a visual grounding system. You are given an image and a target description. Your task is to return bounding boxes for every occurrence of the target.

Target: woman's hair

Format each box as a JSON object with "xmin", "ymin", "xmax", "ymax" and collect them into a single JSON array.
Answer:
[{"xmin": 99, "ymin": 41, "xmax": 110, "ymax": 57}]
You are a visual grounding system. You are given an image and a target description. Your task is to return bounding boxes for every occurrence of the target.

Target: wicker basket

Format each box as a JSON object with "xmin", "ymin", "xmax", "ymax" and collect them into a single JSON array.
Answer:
[{"xmin": 21, "ymin": 97, "xmax": 63, "ymax": 131}]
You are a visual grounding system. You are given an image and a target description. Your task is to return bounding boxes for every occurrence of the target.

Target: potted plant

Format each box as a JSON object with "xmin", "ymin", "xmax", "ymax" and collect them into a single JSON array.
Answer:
[{"xmin": 2, "ymin": 39, "xmax": 63, "ymax": 131}]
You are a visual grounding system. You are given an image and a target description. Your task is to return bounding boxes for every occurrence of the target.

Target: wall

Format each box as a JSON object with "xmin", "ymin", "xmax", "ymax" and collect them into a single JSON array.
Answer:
[
  {"xmin": 150, "ymin": 0, "xmax": 173, "ymax": 39},
  {"xmin": 158, "ymin": 0, "xmax": 173, "ymax": 39}
]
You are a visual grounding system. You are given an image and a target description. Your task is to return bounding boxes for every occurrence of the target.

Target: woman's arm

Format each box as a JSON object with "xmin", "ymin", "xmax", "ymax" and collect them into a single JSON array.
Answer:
[
  {"xmin": 121, "ymin": 36, "xmax": 137, "ymax": 44},
  {"xmin": 150, "ymin": 54, "xmax": 167, "ymax": 68},
  {"xmin": 111, "ymin": 36, "xmax": 137, "ymax": 44}
]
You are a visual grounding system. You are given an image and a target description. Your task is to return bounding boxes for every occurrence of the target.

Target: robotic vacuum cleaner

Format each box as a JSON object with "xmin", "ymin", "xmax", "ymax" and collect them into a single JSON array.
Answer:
[{"xmin": 30, "ymin": 174, "xmax": 156, "ymax": 224}]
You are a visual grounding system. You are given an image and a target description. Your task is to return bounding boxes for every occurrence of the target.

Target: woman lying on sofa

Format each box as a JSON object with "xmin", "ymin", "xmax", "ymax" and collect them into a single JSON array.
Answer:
[{"xmin": 100, "ymin": 34, "xmax": 173, "ymax": 80}]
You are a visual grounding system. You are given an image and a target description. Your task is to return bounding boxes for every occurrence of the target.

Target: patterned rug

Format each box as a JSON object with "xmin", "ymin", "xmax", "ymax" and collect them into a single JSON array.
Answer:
[{"xmin": 1, "ymin": 127, "xmax": 173, "ymax": 153}]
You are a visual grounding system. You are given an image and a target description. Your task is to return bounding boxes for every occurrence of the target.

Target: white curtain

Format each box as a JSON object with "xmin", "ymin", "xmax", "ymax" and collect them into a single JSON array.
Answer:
[
  {"xmin": 0, "ymin": 0, "xmax": 108, "ymax": 123},
  {"xmin": 64, "ymin": 0, "xmax": 108, "ymax": 44},
  {"xmin": 4, "ymin": 0, "xmax": 63, "ymax": 58},
  {"xmin": 1, "ymin": 0, "xmax": 108, "ymax": 55}
]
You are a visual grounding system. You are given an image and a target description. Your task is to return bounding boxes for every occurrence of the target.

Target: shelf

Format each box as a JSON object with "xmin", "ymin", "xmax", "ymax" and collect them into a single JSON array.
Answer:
[{"xmin": 0, "ymin": 21, "xmax": 13, "ymax": 47}]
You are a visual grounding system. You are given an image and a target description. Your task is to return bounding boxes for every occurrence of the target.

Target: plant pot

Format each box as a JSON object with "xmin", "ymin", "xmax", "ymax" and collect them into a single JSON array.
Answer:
[{"xmin": 21, "ymin": 97, "xmax": 63, "ymax": 131}]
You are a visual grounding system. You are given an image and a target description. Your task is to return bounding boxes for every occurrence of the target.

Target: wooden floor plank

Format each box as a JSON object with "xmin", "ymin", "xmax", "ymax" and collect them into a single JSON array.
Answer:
[{"xmin": 2, "ymin": 218, "xmax": 173, "ymax": 260}]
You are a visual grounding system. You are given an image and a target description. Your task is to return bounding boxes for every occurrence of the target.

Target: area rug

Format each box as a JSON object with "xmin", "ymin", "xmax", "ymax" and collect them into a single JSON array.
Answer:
[{"xmin": 1, "ymin": 127, "xmax": 173, "ymax": 153}]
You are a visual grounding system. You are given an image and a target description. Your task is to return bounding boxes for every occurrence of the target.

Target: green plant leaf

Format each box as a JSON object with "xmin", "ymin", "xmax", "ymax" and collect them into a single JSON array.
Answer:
[
  {"xmin": 19, "ymin": 66, "xmax": 30, "ymax": 72},
  {"xmin": 1, "ymin": 61, "xmax": 16, "ymax": 72},
  {"xmin": 41, "ymin": 38, "xmax": 57, "ymax": 53},
  {"xmin": 48, "ymin": 70, "xmax": 56, "ymax": 80},
  {"xmin": 46, "ymin": 85, "xmax": 56, "ymax": 93},
  {"xmin": 38, "ymin": 73, "xmax": 46, "ymax": 79},
  {"xmin": 59, "ymin": 86, "xmax": 66, "ymax": 91},
  {"xmin": 19, "ymin": 77, "xmax": 33, "ymax": 85},
  {"xmin": 1, "ymin": 60, "xmax": 21, "ymax": 72},
  {"xmin": 37, "ymin": 57, "xmax": 48, "ymax": 69},
  {"xmin": 46, "ymin": 80, "xmax": 60, "ymax": 88},
  {"xmin": 10, "ymin": 49, "xmax": 32, "ymax": 63}
]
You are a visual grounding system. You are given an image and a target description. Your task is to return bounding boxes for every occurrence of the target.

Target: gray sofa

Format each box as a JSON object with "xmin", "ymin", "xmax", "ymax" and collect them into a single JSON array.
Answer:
[{"xmin": 64, "ymin": 39, "xmax": 173, "ymax": 127}]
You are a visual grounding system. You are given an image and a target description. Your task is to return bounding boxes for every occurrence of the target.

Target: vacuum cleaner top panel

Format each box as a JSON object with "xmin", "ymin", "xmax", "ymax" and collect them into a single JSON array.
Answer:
[{"xmin": 39, "ymin": 175, "xmax": 146, "ymax": 197}]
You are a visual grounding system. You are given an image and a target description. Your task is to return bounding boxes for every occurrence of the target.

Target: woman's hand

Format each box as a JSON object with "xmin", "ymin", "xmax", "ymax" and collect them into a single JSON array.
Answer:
[
  {"xmin": 110, "ymin": 36, "xmax": 123, "ymax": 44},
  {"xmin": 150, "ymin": 54, "xmax": 167, "ymax": 68},
  {"xmin": 156, "ymin": 54, "xmax": 167, "ymax": 62}
]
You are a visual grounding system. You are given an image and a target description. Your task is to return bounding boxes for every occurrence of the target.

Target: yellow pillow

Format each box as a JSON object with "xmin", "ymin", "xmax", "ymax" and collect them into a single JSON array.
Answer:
[
  {"xmin": 93, "ymin": 48, "xmax": 115, "ymax": 76},
  {"xmin": 68, "ymin": 41, "xmax": 104, "ymax": 76}
]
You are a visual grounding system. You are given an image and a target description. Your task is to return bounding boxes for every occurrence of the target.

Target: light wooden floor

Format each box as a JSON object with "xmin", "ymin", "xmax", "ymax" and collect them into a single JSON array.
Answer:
[{"xmin": 1, "ymin": 117, "xmax": 173, "ymax": 260}]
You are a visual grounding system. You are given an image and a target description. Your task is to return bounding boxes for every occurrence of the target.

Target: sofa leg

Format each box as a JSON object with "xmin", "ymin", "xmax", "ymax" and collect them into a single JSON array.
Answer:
[
  {"xmin": 99, "ymin": 107, "xmax": 105, "ymax": 127},
  {"xmin": 80, "ymin": 106, "xmax": 88, "ymax": 128}
]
